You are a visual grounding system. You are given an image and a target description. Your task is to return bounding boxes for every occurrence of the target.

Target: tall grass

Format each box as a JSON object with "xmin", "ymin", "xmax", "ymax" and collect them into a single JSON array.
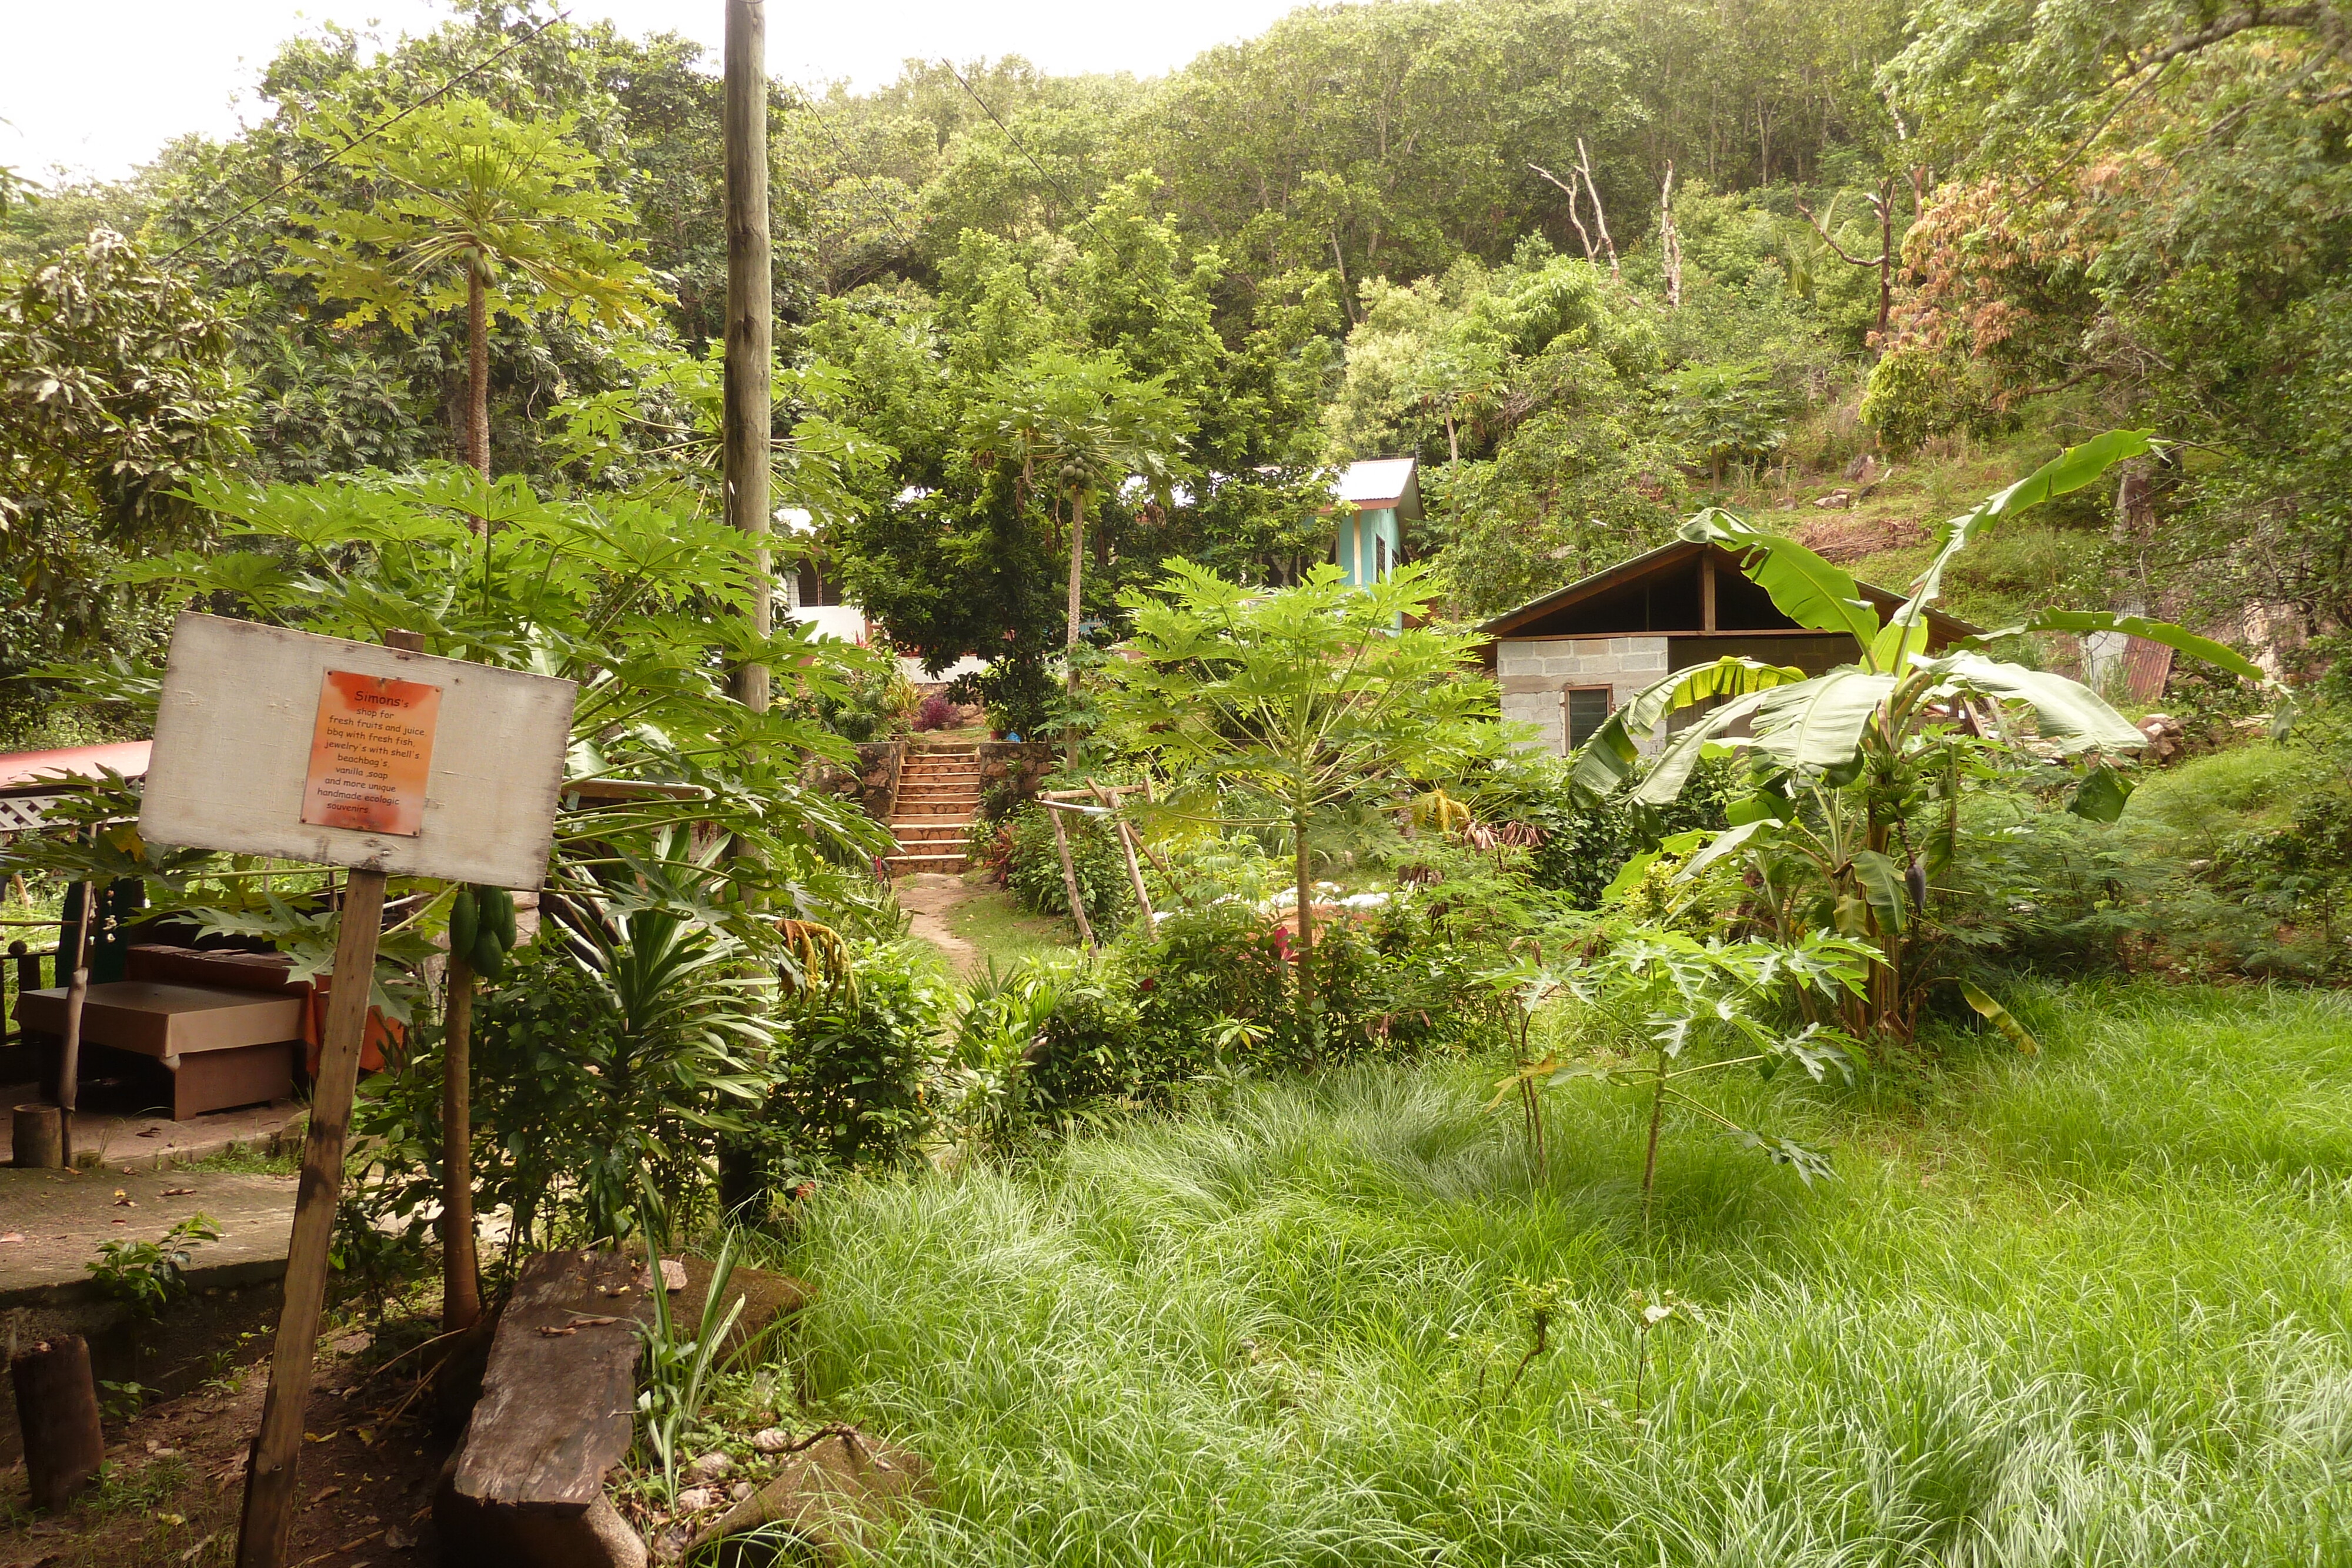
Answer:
[{"xmin": 765, "ymin": 984, "xmax": 2352, "ymax": 1566}]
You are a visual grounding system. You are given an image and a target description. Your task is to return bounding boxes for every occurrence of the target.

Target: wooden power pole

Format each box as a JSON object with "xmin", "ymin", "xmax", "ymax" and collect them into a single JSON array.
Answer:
[{"xmin": 724, "ymin": 0, "xmax": 773, "ymax": 713}]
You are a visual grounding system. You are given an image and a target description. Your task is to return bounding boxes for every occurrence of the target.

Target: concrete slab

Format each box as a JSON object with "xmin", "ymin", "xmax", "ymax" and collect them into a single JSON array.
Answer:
[
  {"xmin": 0, "ymin": 1082, "xmax": 302, "ymax": 1171},
  {"xmin": 0, "ymin": 1163, "xmax": 297, "ymax": 1308}
]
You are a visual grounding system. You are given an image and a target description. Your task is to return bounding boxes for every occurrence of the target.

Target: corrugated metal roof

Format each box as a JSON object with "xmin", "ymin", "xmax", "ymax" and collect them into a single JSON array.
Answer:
[
  {"xmin": 1335, "ymin": 457, "xmax": 1419, "ymax": 509},
  {"xmin": 0, "ymin": 740, "xmax": 152, "ymax": 792}
]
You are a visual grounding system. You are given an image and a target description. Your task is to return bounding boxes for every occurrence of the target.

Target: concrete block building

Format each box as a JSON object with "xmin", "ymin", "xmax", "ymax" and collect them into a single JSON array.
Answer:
[{"xmin": 1478, "ymin": 540, "xmax": 1973, "ymax": 754}]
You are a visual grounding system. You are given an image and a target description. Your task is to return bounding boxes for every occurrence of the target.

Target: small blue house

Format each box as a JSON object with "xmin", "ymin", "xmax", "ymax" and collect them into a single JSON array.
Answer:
[{"xmin": 1328, "ymin": 457, "xmax": 1421, "ymax": 586}]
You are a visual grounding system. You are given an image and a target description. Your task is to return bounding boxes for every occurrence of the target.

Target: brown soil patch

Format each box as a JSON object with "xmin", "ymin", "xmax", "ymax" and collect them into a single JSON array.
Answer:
[{"xmin": 2, "ymin": 1322, "xmax": 456, "ymax": 1567}]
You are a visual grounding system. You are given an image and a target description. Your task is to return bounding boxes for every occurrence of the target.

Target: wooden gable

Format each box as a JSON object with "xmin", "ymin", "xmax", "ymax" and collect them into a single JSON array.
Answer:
[{"xmin": 1476, "ymin": 540, "xmax": 1976, "ymax": 656}]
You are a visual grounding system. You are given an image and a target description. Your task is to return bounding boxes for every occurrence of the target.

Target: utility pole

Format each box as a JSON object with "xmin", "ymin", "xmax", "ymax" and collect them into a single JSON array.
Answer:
[{"xmin": 724, "ymin": 0, "xmax": 772, "ymax": 713}]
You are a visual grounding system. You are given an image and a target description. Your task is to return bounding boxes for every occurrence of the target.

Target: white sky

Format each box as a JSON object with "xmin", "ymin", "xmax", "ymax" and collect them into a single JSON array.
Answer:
[{"xmin": 1, "ymin": 0, "xmax": 1312, "ymax": 183}]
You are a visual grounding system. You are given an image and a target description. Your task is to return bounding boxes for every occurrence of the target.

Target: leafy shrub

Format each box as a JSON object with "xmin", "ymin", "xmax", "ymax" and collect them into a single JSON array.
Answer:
[
  {"xmin": 752, "ymin": 941, "xmax": 946, "ymax": 1175},
  {"xmin": 1002, "ymin": 804, "xmax": 1131, "ymax": 930},
  {"xmin": 350, "ymin": 910, "xmax": 777, "ymax": 1256},
  {"xmin": 804, "ymin": 659, "xmax": 917, "ymax": 742},
  {"xmin": 912, "ymin": 692, "xmax": 958, "ymax": 732},
  {"xmin": 1489, "ymin": 753, "xmax": 1738, "ymax": 907}
]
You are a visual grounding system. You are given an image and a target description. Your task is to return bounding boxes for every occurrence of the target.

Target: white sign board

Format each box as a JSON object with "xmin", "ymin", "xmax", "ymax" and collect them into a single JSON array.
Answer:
[{"xmin": 140, "ymin": 613, "xmax": 577, "ymax": 888}]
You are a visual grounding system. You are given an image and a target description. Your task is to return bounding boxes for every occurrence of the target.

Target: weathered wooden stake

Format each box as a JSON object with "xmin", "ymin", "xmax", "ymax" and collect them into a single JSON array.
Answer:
[
  {"xmin": 235, "ymin": 865, "xmax": 387, "ymax": 1568},
  {"xmin": 55, "ymin": 877, "xmax": 95, "ymax": 1166},
  {"xmin": 1085, "ymin": 780, "xmax": 1153, "ymax": 922},
  {"xmin": 12, "ymin": 1335, "xmax": 105, "ymax": 1509},
  {"xmin": 1044, "ymin": 804, "xmax": 1096, "ymax": 949}
]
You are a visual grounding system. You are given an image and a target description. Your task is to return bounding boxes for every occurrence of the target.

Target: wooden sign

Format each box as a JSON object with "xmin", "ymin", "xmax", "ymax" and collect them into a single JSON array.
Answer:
[{"xmin": 141, "ymin": 613, "xmax": 575, "ymax": 888}]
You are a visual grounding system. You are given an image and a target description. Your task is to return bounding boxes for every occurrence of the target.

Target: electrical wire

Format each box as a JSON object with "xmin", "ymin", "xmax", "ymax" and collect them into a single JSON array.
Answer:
[{"xmin": 937, "ymin": 57, "xmax": 1100, "ymax": 240}]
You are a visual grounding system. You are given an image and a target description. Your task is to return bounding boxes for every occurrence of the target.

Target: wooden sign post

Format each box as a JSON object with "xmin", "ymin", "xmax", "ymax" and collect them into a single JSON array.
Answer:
[{"xmin": 136, "ymin": 613, "xmax": 574, "ymax": 1568}]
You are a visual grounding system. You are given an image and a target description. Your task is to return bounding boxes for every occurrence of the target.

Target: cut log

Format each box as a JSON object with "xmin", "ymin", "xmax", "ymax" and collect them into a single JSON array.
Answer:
[
  {"xmin": 12, "ymin": 1334, "xmax": 105, "ymax": 1510},
  {"xmin": 435, "ymin": 1455, "xmax": 647, "ymax": 1568},
  {"xmin": 452, "ymin": 1249, "xmax": 643, "ymax": 1511},
  {"xmin": 685, "ymin": 1428, "xmax": 933, "ymax": 1564},
  {"xmin": 11, "ymin": 1102, "xmax": 64, "ymax": 1169}
]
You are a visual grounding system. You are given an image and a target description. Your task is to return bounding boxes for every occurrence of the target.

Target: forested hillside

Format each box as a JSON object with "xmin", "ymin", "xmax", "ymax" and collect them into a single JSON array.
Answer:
[{"xmin": 6, "ymin": 0, "xmax": 2348, "ymax": 737}]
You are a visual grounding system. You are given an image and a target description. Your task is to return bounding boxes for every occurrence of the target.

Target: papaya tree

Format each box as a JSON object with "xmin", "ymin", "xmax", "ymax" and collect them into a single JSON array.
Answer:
[
  {"xmin": 1573, "ymin": 430, "xmax": 2277, "ymax": 1041},
  {"xmin": 1104, "ymin": 560, "xmax": 1489, "ymax": 1057},
  {"xmin": 280, "ymin": 99, "xmax": 662, "ymax": 487}
]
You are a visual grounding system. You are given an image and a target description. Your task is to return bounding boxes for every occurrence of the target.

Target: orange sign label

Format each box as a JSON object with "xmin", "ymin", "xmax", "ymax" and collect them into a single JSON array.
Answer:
[{"xmin": 300, "ymin": 670, "xmax": 441, "ymax": 837}]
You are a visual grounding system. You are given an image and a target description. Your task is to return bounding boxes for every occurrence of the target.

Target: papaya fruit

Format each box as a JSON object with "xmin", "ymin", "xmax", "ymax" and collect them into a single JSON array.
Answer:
[{"xmin": 449, "ymin": 887, "xmax": 479, "ymax": 962}]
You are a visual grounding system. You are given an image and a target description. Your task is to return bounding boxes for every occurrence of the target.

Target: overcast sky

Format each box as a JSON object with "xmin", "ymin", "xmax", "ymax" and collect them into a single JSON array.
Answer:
[{"xmin": 1, "ymin": 0, "xmax": 1311, "ymax": 183}]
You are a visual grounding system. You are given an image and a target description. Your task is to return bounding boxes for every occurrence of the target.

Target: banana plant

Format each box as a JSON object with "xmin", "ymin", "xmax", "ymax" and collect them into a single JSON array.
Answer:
[{"xmin": 1571, "ymin": 431, "xmax": 2279, "ymax": 1040}]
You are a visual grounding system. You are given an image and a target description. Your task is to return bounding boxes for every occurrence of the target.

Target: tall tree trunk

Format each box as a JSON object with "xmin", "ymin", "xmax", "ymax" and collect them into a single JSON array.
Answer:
[
  {"xmin": 1293, "ymin": 805, "xmax": 1317, "ymax": 1063},
  {"xmin": 1064, "ymin": 492, "xmax": 1086, "ymax": 770},
  {"xmin": 439, "ymin": 953, "xmax": 480, "ymax": 1333},
  {"xmin": 1066, "ymin": 492, "xmax": 1086, "ymax": 658},
  {"xmin": 466, "ymin": 266, "xmax": 490, "ymax": 488}
]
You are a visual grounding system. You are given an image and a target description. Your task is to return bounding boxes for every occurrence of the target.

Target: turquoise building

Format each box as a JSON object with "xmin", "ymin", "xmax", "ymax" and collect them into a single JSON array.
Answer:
[{"xmin": 1328, "ymin": 457, "xmax": 1421, "ymax": 585}]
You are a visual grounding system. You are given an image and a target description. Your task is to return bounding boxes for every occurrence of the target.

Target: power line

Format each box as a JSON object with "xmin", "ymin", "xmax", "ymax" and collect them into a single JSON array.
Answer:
[
  {"xmin": 156, "ymin": 8, "xmax": 574, "ymax": 266},
  {"xmin": 937, "ymin": 58, "xmax": 1100, "ymax": 241}
]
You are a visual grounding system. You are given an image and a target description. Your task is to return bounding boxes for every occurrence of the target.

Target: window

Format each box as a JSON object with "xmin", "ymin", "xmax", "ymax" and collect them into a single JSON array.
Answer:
[
  {"xmin": 1375, "ymin": 534, "xmax": 1389, "ymax": 581},
  {"xmin": 795, "ymin": 560, "xmax": 843, "ymax": 608},
  {"xmin": 1563, "ymin": 686, "xmax": 1613, "ymax": 753}
]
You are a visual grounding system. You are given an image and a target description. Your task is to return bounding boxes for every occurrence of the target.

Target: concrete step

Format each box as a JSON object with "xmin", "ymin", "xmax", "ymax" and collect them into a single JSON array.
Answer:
[{"xmin": 886, "ymin": 854, "xmax": 969, "ymax": 875}]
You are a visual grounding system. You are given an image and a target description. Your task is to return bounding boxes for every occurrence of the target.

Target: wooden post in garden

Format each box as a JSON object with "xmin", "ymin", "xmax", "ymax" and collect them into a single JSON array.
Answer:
[
  {"xmin": 723, "ymin": 0, "xmax": 773, "ymax": 714},
  {"xmin": 132, "ymin": 611, "xmax": 574, "ymax": 1568},
  {"xmin": 236, "ymin": 865, "xmax": 386, "ymax": 1566},
  {"xmin": 1041, "ymin": 801, "xmax": 1097, "ymax": 950},
  {"xmin": 10, "ymin": 1335, "xmax": 104, "ymax": 1509},
  {"xmin": 52, "ymin": 881, "xmax": 93, "ymax": 1166},
  {"xmin": 1083, "ymin": 780, "xmax": 1154, "ymax": 922}
]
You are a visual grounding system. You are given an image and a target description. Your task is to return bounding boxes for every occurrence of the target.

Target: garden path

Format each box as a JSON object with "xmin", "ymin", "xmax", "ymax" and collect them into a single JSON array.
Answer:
[{"xmin": 897, "ymin": 873, "xmax": 980, "ymax": 974}]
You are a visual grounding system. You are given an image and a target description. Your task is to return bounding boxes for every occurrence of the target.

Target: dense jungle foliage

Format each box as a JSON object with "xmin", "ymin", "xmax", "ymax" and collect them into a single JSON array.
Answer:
[{"xmin": 8, "ymin": 0, "xmax": 2347, "ymax": 738}]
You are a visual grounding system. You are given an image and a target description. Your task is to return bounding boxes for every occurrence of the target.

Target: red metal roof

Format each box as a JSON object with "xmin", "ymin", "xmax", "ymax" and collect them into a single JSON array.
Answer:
[{"xmin": 0, "ymin": 740, "xmax": 152, "ymax": 791}]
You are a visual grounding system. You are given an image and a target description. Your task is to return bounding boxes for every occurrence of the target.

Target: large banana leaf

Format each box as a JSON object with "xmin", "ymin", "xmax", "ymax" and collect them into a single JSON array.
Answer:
[
  {"xmin": 1889, "ymin": 430, "xmax": 2153, "ymax": 647},
  {"xmin": 1573, "ymin": 656, "xmax": 1807, "ymax": 798},
  {"xmin": 1745, "ymin": 667, "xmax": 1899, "ymax": 777},
  {"xmin": 1631, "ymin": 685, "xmax": 1783, "ymax": 804},
  {"xmin": 1679, "ymin": 510, "xmax": 1883, "ymax": 653},
  {"xmin": 1927, "ymin": 651, "xmax": 2146, "ymax": 755},
  {"xmin": 2017, "ymin": 610, "xmax": 2270, "ymax": 688}
]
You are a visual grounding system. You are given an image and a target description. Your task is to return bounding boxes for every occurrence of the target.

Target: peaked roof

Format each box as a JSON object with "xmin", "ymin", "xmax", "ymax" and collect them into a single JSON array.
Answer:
[
  {"xmin": 1331, "ymin": 457, "xmax": 1421, "ymax": 520},
  {"xmin": 1478, "ymin": 539, "xmax": 1977, "ymax": 645}
]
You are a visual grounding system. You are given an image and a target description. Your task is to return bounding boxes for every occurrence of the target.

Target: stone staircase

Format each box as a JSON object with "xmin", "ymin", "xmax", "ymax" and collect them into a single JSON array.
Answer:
[{"xmin": 886, "ymin": 746, "xmax": 983, "ymax": 876}]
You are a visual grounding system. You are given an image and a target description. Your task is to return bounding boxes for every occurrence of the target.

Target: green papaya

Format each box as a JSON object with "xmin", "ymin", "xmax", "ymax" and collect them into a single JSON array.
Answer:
[
  {"xmin": 486, "ymin": 885, "xmax": 516, "ymax": 950},
  {"xmin": 449, "ymin": 887, "xmax": 479, "ymax": 963},
  {"xmin": 472, "ymin": 928, "xmax": 507, "ymax": 982}
]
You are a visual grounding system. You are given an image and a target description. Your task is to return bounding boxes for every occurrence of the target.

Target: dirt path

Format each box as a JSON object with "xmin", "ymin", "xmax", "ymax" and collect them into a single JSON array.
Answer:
[{"xmin": 897, "ymin": 872, "xmax": 980, "ymax": 974}]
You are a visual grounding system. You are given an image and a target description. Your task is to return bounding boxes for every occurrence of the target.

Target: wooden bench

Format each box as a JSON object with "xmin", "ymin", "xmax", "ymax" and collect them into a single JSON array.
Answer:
[
  {"xmin": 439, "ymin": 1249, "xmax": 649, "ymax": 1567},
  {"xmin": 16, "ymin": 981, "xmax": 302, "ymax": 1120}
]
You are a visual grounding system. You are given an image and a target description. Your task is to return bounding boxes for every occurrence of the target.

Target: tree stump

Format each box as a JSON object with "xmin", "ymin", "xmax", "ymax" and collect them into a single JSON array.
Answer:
[
  {"xmin": 11, "ymin": 1335, "xmax": 105, "ymax": 1509},
  {"xmin": 11, "ymin": 1103, "xmax": 65, "ymax": 1168}
]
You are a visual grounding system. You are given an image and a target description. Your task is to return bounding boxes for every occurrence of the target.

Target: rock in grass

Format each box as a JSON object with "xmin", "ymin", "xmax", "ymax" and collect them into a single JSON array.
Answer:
[
  {"xmin": 684, "ymin": 1429, "xmax": 931, "ymax": 1564},
  {"xmin": 690, "ymin": 1450, "xmax": 733, "ymax": 1481},
  {"xmin": 749, "ymin": 1427, "xmax": 791, "ymax": 1453}
]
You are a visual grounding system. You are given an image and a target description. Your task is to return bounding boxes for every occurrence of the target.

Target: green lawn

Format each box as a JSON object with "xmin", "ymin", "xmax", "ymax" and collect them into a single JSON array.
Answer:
[
  {"xmin": 759, "ymin": 983, "xmax": 2352, "ymax": 1566},
  {"xmin": 945, "ymin": 878, "xmax": 1082, "ymax": 971}
]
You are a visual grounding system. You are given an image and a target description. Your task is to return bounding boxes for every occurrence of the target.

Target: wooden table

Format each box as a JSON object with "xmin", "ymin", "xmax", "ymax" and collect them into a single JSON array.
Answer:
[{"xmin": 17, "ymin": 982, "xmax": 303, "ymax": 1120}]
